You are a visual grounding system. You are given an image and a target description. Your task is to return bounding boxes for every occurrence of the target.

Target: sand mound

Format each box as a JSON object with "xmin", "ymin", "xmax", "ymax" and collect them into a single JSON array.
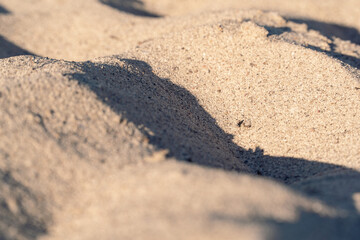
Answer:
[
  {"xmin": 0, "ymin": 0, "xmax": 359, "ymax": 61},
  {"xmin": 0, "ymin": 1, "xmax": 360, "ymax": 240},
  {"xmin": 129, "ymin": 11, "xmax": 360, "ymax": 172}
]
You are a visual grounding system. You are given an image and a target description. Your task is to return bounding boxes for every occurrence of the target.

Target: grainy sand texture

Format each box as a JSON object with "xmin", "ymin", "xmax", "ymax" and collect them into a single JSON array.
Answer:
[{"xmin": 0, "ymin": 0, "xmax": 360, "ymax": 239}]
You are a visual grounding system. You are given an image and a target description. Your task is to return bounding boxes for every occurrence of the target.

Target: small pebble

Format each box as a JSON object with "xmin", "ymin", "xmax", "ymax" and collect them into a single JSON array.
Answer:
[{"xmin": 237, "ymin": 119, "xmax": 252, "ymax": 128}]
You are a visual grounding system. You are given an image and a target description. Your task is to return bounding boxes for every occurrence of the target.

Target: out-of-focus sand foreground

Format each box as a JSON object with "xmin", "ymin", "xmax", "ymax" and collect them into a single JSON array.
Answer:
[{"xmin": 0, "ymin": 0, "xmax": 360, "ymax": 239}]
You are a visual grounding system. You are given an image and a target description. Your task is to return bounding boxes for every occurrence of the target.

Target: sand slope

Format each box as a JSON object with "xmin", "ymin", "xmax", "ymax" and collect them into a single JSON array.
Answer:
[{"xmin": 0, "ymin": 1, "xmax": 360, "ymax": 240}]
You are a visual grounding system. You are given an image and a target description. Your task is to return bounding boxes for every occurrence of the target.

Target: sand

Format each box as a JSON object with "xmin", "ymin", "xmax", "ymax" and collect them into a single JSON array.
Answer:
[{"xmin": 0, "ymin": 0, "xmax": 359, "ymax": 239}]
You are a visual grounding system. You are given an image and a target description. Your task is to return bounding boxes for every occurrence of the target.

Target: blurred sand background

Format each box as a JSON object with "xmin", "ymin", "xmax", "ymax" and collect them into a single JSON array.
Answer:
[{"xmin": 0, "ymin": 0, "xmax": 359, "ymax": 239}]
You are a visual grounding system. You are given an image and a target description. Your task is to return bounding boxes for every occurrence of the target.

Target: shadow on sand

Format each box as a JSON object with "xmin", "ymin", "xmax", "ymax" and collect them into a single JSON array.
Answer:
[
  {"xmin": 0, "ymin": 4, "xmax": 10, "ymax": 14},
  {"xmin": 0, "ymin": 5, "xmax": 34, "ymax": 59},
  {"xmin": 288, "ymin": 18, "xmax": 360, "ymax": 45},
  {"xmin": 99, "ymin": 0, "xmax": 162, "ymax": 18},
  {"xmin": 68, "ymin": 58, "xmax": 360, "ymax": 239},
  {"xmin": 265, "ymin": 19, "xmax": 360, "ymax": 70},
  {"xmin": 0, "ymin": 36, "xmax": 34, "ymax": 59},
  {"xmin": 0, "ymin": 169, "xmax": 48, "ymax": 240}
]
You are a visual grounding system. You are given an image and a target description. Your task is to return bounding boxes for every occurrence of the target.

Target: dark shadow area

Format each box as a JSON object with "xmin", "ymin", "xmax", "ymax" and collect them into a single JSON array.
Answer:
[
  {"xmin": 0, "ymin": 169, "xmax": 48, "ymax": 240},
  {"xmin": 264, "ymin": 24, "xmax": 360, "ymax": 69},
  {"xmin": 243, "ymin": 147, "xmax": 345, "ymax": 184},
  {"xmin": 212, "ymin": 208, "xmax": 360, "ymax": 240},
  {"xmin": 264, "ymin": 26, "xmax": 291, "ymax": 37},
  {"xmin": 99, "ymin": 0, "xmax": 162, "ymax": 18},
  {"xmin": 69, "ymin": 59, "xmax": 246, "ymax": 171},
  {"xmin": 308, "ymin": 44, "xmax": 360, "ymax": 69},
  {"xmin": 288, "ymin": 18, "xmax": 360, "ymax": 45},
  {"xmin": 0, "ymin": 36, "xmax": 34, "ymax": 59},
  {"xmin": 268, "ymin": 211, "xmax": 360, "ymax": 240},
  {"xmin": 0, "ymin": 4, "xmax": 10, "ymax": 14}
]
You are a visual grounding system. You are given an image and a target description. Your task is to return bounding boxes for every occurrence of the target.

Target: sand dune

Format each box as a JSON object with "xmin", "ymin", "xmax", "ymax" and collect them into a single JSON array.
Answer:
[{"xmin": 0, "ymin": 0, "xmax": 359, "ymax": 239}]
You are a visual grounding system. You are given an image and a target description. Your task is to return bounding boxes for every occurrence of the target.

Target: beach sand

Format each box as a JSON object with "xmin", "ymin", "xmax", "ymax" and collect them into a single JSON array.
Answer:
[{"xmin": 0, "ymin": 0, "xmax": 359, "ymax": 239}]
